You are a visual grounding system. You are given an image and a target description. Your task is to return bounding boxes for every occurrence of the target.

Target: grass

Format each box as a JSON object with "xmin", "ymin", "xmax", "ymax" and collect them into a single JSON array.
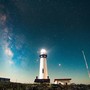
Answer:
[{"xmin": 0, "ymin": 82, "xmax": 90, "ymax": 90}]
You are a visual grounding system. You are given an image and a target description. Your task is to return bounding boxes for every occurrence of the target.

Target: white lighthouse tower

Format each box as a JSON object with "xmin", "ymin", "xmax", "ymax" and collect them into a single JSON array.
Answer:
[
  {"xmin": 34, "ymin": 49, "xmax": 50, "ymax": 83},
  {"xmin": 39, "ymin": 49, "xmax": 48, "ymax": 79}
]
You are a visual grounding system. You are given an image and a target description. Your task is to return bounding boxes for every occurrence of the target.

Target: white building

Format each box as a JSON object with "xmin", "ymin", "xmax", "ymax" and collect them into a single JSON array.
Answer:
[
  {"xmin": 54, "ymin": 78, "xmax": 71, "ymax": 85},
  {"xmin": 34, "ymin": 49, "xmax": 50, "ymax": 83}
]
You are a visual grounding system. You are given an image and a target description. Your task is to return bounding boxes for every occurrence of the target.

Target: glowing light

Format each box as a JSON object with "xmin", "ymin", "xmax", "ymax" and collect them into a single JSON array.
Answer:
[
  {"xmin": 4, "ymin": 47, "xmax": 14, "ymax": 65},
  {"xmin": 5, "ymin": 47, "xmax": 13, "ymax": 57},
  {"xmin": 82, "ymin": 50, "xmax": 90, "ymax": 78},
  {"xmin": 59, "ymin": 64, "xmax": 61, "ymax": 67},
  {"xmin": 40, "ymin": 49, "xmax": 47, "ymax": 54},
  {"xmin": 8, "ymin": 36, "xmax": 12, "ymax": 40}
]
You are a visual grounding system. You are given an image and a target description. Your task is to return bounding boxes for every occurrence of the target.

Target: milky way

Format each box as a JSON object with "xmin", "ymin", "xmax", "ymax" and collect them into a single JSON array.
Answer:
[{"xmin": 0, "ymin": 4, "xmax": 29, "ymax": 67}]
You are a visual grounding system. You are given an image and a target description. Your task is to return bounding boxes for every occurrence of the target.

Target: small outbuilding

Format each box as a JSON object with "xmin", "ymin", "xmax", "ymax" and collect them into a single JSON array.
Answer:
[
  {"xmin": 54, "ymin": 78, "xmax": 71, "ymax": 85},
  {"xmin": 0, "ymin": 77, "xmax": 10, "ymax": 83}
]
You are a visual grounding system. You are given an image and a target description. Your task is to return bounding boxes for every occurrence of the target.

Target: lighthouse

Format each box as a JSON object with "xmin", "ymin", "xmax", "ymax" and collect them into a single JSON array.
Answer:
[
  {"xmin": 39, "ymin": 49, "xmax": 48, "ymax": 79},
  {"xmin": 34, "ymin": 49, "xmax": 50, "ymax": 83}
]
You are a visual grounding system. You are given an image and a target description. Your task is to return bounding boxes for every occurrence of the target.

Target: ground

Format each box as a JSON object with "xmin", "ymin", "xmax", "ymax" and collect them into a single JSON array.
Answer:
[{"xmin": 0, "ymin": 82, "xmax": 90, "ymax": 90}]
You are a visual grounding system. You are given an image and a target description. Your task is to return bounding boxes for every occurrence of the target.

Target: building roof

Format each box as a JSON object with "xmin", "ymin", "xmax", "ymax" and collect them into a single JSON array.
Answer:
[{"xmin": 0, "ymin": 77, "xmax": 10, "ymax": 80}]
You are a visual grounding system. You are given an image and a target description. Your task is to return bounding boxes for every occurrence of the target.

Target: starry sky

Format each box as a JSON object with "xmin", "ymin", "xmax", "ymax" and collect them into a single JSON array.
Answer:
[{"xmin": 0, "ymin": 0, "xmax": 90, "ymax": 84}]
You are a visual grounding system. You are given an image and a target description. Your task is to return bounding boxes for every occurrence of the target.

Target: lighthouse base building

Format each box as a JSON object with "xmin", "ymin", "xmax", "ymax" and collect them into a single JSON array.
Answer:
[
  {"xmin": 34, "ymin": 49, "xmax": 50, "ymax": 83},
  {"xmin": 34, "ymin": 76, "xmax": 50, "ymax": 83}
]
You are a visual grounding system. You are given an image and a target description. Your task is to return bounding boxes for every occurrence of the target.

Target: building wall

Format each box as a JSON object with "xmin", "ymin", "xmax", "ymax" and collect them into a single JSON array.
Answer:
[
  {"xmin": 0, "ymin": 78, "xmax": 10, "ymax": 83},
  {"xmin": 39, "ymin": 57, "xmax": 48, "ymax": 79},
  {"xmin": 54, "ymin": 80, "xmax": 70, "ymax": 85}
]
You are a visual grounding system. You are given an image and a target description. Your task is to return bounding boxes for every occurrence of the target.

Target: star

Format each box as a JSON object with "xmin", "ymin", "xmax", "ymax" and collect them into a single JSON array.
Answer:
[{"xmin": 58, "ymin": 64, "xmax": 61, "ymax": 67}]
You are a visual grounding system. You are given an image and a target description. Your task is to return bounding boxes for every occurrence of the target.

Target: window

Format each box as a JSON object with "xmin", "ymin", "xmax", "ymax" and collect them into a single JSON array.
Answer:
[{"xmin": 42, "ymin": 69, "xmax": 44, "ymax": 73}]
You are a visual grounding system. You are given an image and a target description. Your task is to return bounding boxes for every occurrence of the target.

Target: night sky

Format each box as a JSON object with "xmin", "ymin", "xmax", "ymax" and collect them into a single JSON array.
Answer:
[{"xmin": 0, "ymin": 0, "xmax": 90, "ymax": 84}]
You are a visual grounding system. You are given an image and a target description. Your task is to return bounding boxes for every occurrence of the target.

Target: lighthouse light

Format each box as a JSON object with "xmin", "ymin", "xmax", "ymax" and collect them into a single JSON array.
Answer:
[{"xmin": 40, "ymin": 49, "xmax": 47, "ymax": 54}]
